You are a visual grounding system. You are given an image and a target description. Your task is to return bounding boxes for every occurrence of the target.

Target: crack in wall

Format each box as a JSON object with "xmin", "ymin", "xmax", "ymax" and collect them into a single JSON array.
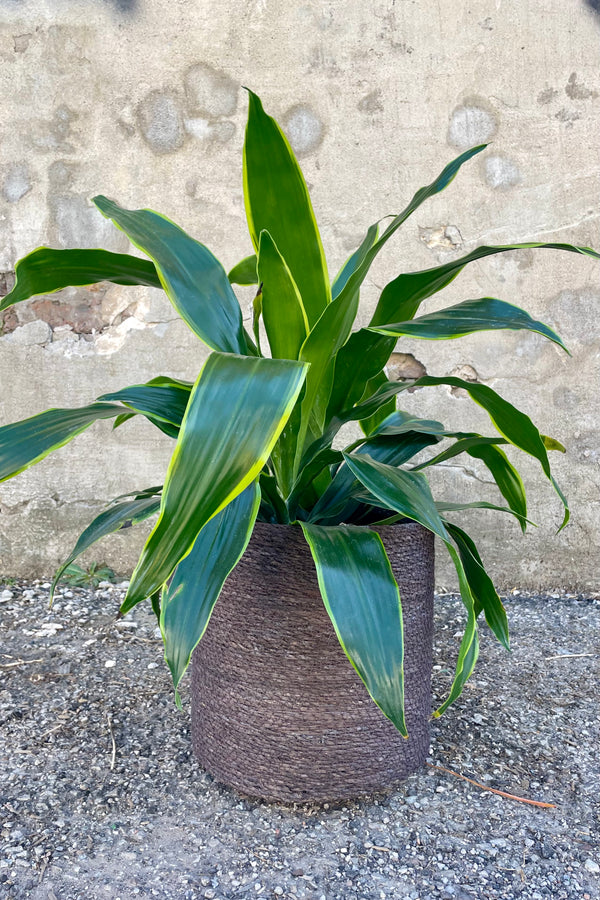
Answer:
[{"xmin": 473, "ymin": 211, "xmax": 600, "ymax": 245}]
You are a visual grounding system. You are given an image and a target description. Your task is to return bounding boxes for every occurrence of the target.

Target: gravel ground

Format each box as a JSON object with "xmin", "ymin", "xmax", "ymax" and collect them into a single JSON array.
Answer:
[{"xmin": 0, "ymin": 579, "xmax": 598, "ymax": 900}]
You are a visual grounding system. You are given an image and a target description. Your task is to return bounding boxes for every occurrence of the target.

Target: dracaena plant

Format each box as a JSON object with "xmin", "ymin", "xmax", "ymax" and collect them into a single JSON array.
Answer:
[{"xmin": 1, "ymin": 91, "xmax": 597, "ymax": 737}]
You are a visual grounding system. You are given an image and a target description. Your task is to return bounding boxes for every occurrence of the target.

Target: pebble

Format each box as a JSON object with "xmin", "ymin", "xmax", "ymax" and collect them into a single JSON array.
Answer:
[
  {"xmin": 0, "ymin": 584, "xmax": 597, "ymax": 900},
  {"xmin": 1, "ymin": 590, "xmax": 14, "ymax": 600}
]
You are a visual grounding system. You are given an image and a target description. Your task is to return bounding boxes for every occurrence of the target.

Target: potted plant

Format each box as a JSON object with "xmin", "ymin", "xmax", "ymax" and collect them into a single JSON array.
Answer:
[{"xmin": 0, "ymin": 91, "xmax": 597, "ymax": 802}]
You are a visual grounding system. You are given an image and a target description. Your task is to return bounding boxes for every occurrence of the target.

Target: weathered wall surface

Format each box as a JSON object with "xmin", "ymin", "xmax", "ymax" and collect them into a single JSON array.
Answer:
[{"xmin": 0, "ymin": 0, "xmax": 598, "ymax": 586}]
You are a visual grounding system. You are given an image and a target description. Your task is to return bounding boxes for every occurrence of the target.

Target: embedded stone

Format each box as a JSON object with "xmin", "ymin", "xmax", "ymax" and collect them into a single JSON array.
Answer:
[
  {"xmin": 3, "ymin": 320, "xmax": 52, "ymax": 346},
  {"xmin": 184, "ymin": 64, "xmax": 238, "ymax": 118},
  {"xmin": 137, "ymin": 91, "xmax": 185, "ymax": 154},
  {"xmin": 484, "ymin": 155, "xmax": 521, "ymax": 190},
  {"xmin": 282, "ymin": 105, "xmax": 324, "ymax": 155},
  {"xmin": 2, "ymin": 163, "xmax": 31, "ymax": 203},
  {"xmin": 448, "ymin": 104, "xmax": 496, "ymax": 149}
]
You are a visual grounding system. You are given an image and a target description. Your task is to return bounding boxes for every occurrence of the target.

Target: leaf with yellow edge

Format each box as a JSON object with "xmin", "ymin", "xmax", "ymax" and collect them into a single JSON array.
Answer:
[{"xmin": 122, "ymin": 353, "xmax": 307, "ymax": 611}]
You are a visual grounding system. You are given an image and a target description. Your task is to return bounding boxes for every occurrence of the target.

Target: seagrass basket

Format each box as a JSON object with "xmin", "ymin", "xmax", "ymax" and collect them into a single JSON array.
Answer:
[{"xmin": 191, "ymin": 520, "xmax": 434, "ymax": 802}]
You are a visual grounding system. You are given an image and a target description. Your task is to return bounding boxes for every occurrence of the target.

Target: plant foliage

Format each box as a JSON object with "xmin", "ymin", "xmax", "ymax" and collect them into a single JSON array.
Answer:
[{"xmin": 1, "ymin": 91, "xmax": 598, "ymax": 735}]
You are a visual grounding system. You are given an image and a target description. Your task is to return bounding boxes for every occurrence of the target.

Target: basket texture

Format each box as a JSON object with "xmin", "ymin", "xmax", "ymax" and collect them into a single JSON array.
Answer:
[{"xmin": 191, "ymin": 521, "xmax": 434, "ymax": 802}]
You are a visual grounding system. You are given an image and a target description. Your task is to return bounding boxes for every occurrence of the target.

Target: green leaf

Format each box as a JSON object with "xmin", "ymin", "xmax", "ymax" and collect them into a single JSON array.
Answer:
[
  {"xmin": 0, "ymin": 248, "xmax": 160, "ymax": 313},
  {"xmin": 93, "ymin": 196, "xmax": 248, "ymax": 354},
  {"xmin": 412, "ymin": 433, "xmax": 507, "ymax": 469},
  {"xmin": 364, "ymin": 409, "xmax": 447, "ymax": 440},
  {"xmin": 98, "ymin": 378, "xmax": 192, "ymax": 428},
  {"xmin": 109, "ymin": 484, "xmax": 163, "ymax": 503},
  {"xmin": 337, "ymin": 379, "xmax": 414, "ymax": 424},
  {"xmin": 467, "ymin": 443, "xmax": 528, "ymax": 529},
  {"xmin": 317, "ymin": 146, "xmax": 487, "ymax": 429},
  {"xmin": 543, "ymin": 434, "xmax": 566, "ymax": 453},
  {"xmin": 416, "ymin": 375, "xmax": 573, "ymax": 524},
  {"xmin": 257, "ymin": 230, "xmax": 308, "ymax": 360},
  {"xmin": 343, "ymin": 453, "xmax": 449, "ymax": 540},
  {"xmin": 299, "ymin": 380, "xmax": 436, "ymax": 500},
  {"xmin": 295, "ymin": 285, "xmax": 363, "ymax": 454},
  {"xmin": 331, "ymin": 145, "xmax": 488, "ymax": 325},
  {"xmin": 300, "ymin": 522, "xmax": 407, "ymax": 736},
  {"xmin": 331, "ymin": 222, "xmax": 380, "ymax": 300},
  {"xmin": 112, "ymin": 412, "xmax": 136, "ymax": 432},
  {"xmin": 370, "ymin": 297, "xmax": 568, "ymax": 352},
  {"xmin": 287, "ymin": 447, "xmax": 343, "ymax": 519},
  {"xmin": 436, "ymin": 500, "xmax": 534, "ymax": 529},
  {"xmin": 251, "ymin": 283, "xmax": 263, "ymax": 355},
  {"xmin": 343, "ymin": 457, "xmax": 489, "ymax": 711},
  {"xmin": 161, "ymin": 481, "xmax": 261, "ymax": 694},
  {"xmin": 371, "ymin": 241, "xmax": 600, "ymax": 327},
  {"xmin": 259, "ymin": 471, "xmax": 290, "ymax": 524},
  {"xmin": 326, "ymin": 330, "xmax": 396, "ymax": 424},
  {"xmin": 434, "ymin": 543, "xmax": 480, "ymax": 717},
  {"xmin": 356, "ymin": 371, "xmax": 398, "ymax": 436},
  {"xmin": 345, "ymin": 453, "xmax": 483, "ymax": 714},
  {"xmin": 228, "ymin": 254, "xmax": 258, "ymax": 285},
  {"xmin": 551, "ymin": 475, "xmax": 570, "ymax": 532},
  {"xmin": 346, "ymin": 236, "xmax": 597, "ymax": 431},
  {"xmin": 413, "ymin": 376, "xmax": 551, "ymax": 476},
  {"xmin": 300, "ymin": 378, "xmax": 415, "ymax": 479},
  {"xmin": 309, "ymin": 432, "xmax": 440, "ymax": 524},
  {"xmin": 123, "ymin": 352, "xmax": 308, "ymax": 611},
  {"xmin": 414, "ymin": 435, "xmax": 528, "ymax": 531},
  {"xmin": 268, "ymin": 394, "xmax": 305, "ymax": 500},
  {"xmin": 293, "ymin": 145, "xmax": 487, "ymax": 460},
  {"xmin": 243, "ymin": 90, "xmax": 330, "ymax": 327},
  {"xmin": 444, "ymin": 522, "xmax": 510, "ymax": 651},
  {"xmin": 51, "ymin": 492, "xmax": 161, "ymax": 601},
  {"xmin": 412, "ymin": 374, "xmax": 572, "ymax": 523},
  {"xmin": 0, "ymin": 402, "xmax": 125, "ymax": 483}
]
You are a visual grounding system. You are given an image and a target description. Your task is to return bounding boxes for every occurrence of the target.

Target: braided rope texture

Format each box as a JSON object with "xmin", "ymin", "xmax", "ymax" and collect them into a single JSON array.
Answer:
[{"xmin": 191, "ymin": 521, "xmax": 434, "ymax": 802}]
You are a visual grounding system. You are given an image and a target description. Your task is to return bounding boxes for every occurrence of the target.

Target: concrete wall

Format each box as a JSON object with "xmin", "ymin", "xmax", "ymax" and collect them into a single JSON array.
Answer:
[{"xmin": 0, "ymin": 0, "xmax": 599, "ymax": 587}]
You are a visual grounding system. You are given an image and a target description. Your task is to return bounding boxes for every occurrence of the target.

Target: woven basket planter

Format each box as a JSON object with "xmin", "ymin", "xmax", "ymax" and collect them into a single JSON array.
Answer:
[{"xmin": 191, "ymin": 521, "xmax": 434, "ymax": 802}]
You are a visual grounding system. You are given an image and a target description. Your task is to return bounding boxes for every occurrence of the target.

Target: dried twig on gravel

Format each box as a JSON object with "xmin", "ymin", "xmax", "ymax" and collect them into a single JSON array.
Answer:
[
  {"xmin": 427, "ymin": 762, "xmax": 556, "ymax": 808},
  {"xmin": 107, "ymin": 713, "xmax": 117, "ymax": 770},
  {"xmin": 544, "ymin": 653, "xmax": 594, "ymax": 660}
]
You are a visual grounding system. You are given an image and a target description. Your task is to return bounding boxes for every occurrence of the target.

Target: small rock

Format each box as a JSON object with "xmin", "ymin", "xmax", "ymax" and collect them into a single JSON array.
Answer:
[
  {"xmin": 3, "ymin": 320, "xmax": 52, "ymax": 346},
  {"xmin": 584, "ymin": 859, "xmax": 599, "ymax": 874},
  {"xmin": 1, "ymin": 590, "xmax": 14, "ymax": 601},
  {"xmin": 105, "ymin": 660, "xmax": 116, "ymax": 668}
]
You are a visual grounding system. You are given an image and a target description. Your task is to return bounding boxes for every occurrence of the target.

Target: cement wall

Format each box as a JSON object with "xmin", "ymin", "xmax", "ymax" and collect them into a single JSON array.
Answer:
[{"xmin": 0, "ymin": 0, "xmax": 599, "ymax": 587}]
